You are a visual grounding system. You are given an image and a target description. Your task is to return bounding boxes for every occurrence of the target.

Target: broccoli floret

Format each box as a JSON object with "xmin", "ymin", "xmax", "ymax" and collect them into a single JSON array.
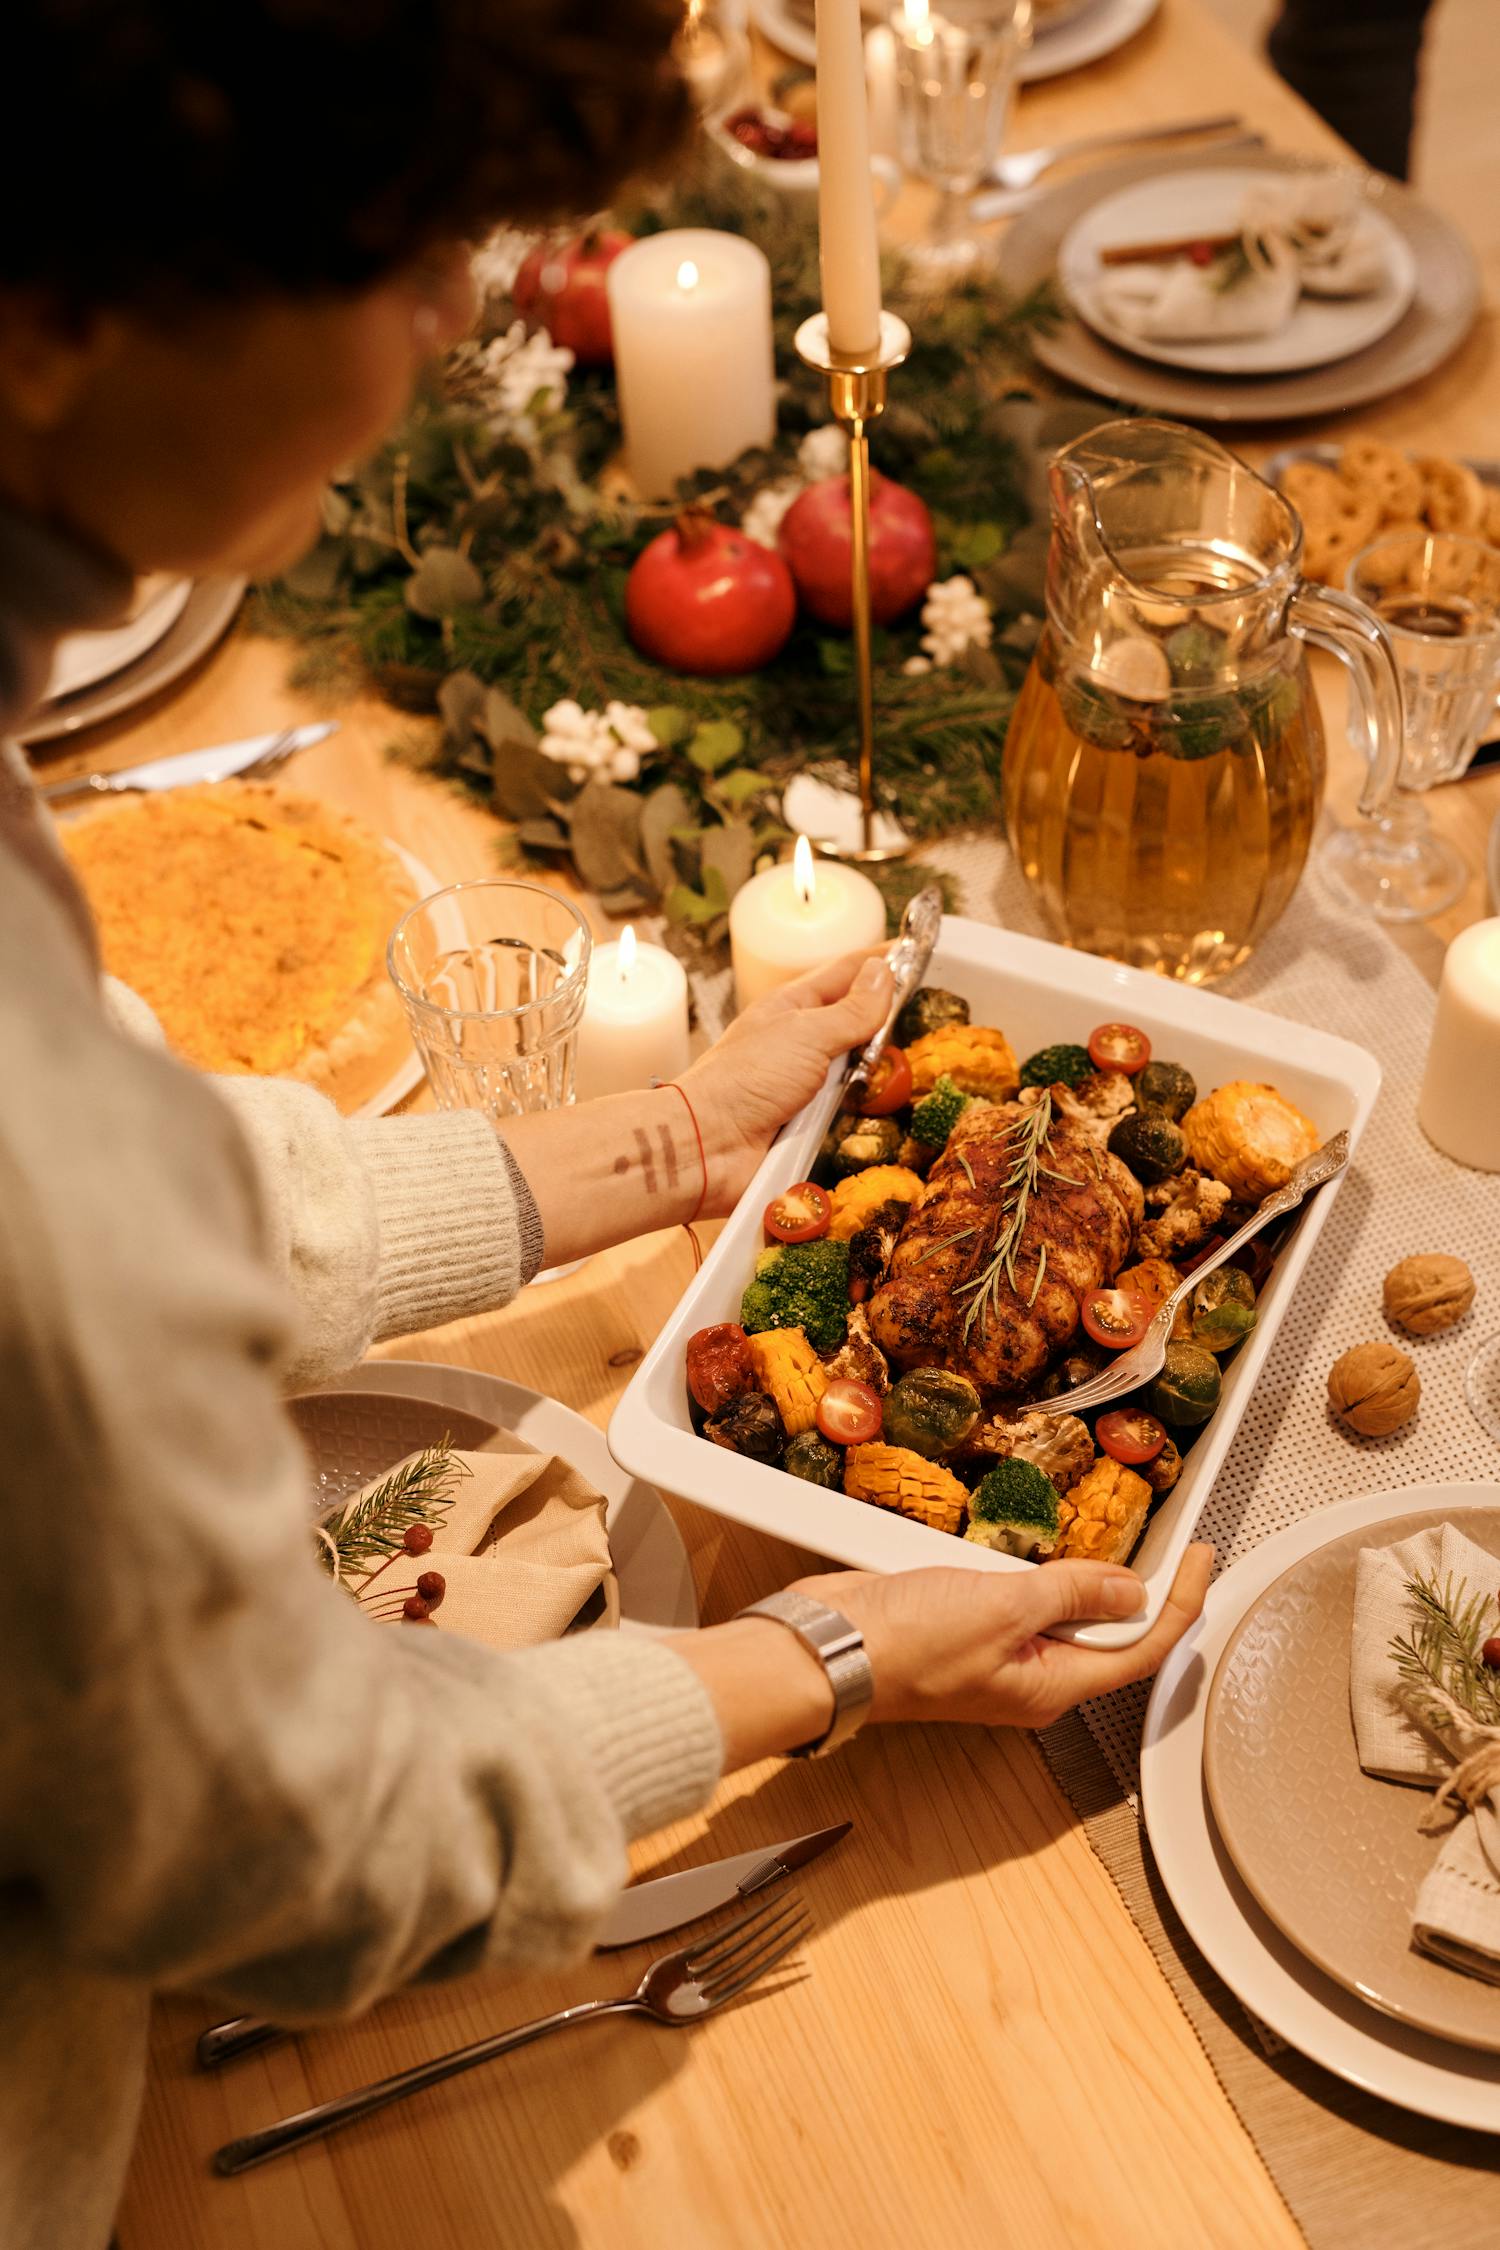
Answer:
[
  {"xmin": 740, "ymin": 1238, "xmax": 850, "ymax": 1355},
  {"xmin": 964, "ymin": 1458, "xmax": 1061, "ymax": 1558},
  {"xmin": 1019, "ymin": 1042, "xmax": 1094, "ymax": 1092},
  {"xmin": 908, "ymin": 1073, "xmax": 975, "ymax": 1150}
]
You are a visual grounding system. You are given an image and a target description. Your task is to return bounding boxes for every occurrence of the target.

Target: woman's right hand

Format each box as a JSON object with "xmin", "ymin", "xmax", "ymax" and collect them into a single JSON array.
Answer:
[{"xmin": 792, "ymin": 1543, "xmax": 1213, "ymax": 1732}]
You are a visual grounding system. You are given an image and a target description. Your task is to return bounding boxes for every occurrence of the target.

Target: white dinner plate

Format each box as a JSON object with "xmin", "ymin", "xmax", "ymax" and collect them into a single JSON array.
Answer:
[
  {"xmin": 1142, "ymin": 1481, "xmax": 1500, "ymax": 2133},
  {"xmin": 747, "ymin": 0, "xmax": 1159, "ymax": 83},
  {"xmin": 311, "ymin": 1358, "xmax": 699, "ymax": 1633},
  {"xmin": 45, "ymin": 576, "xmax": 193, "ymax": 702},
  {"xmin": 1060, "ymin": 167, "xmax": 1417, "ymax": 374}
]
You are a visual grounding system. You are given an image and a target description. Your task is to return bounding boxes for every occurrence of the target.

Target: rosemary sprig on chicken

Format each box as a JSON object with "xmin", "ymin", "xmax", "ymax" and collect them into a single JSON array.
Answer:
[{"xmin": 956, "ymin": 1093, "xmax": 1053, "ymax": 1343}]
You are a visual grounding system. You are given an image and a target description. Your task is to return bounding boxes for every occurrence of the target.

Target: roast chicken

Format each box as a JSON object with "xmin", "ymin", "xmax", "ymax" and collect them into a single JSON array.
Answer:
[{"xmin": 869, "ymin": 1099, "xmax": 1143, "ymax": 1396}]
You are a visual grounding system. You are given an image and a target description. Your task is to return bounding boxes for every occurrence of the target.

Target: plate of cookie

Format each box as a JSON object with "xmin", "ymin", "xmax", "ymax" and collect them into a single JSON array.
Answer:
[{"xmin": 1264, "ymin": 437, "xmax": 1500, "ymax": 588}]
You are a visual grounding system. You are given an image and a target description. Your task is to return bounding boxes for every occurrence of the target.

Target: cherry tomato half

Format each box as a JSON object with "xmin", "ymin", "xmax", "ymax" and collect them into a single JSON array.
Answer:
[
  {"xmin": 1096, "ymin": 1408, "xmax": 1168, "ymax": 1467},
  {"xmin": 1087, "ymin": 1022, "xmax": 1152, "ymax": 1076},
  {"xmin": 853, "ymin": 1046, "xmax": 913, "ymax": 1116},
  {"xmin": 763, "ymin": 1181, "xmax": 832, "ymax": 1244},
  {"xmin": 1080, "ymin": 1285, "xmax": 1153, "ymax": 1351},
  {"xmin": 816, "ymin": 1378, "xmax": 884, "ymax": 1446}
]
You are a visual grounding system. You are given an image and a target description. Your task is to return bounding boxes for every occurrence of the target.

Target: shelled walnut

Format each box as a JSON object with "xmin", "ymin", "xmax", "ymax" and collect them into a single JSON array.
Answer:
[
  {"xmin": 1382, "ymin": 1253, "xmax": 1476, "ymax": 1336},
  {"xmin": 1327, "ymin": 1341, "xmax": 1420, "ymax": 1436}
]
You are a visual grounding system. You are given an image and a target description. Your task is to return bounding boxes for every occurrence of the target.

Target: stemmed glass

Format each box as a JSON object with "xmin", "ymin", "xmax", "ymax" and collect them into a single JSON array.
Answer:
[
  {"xmin": 890, "ymin": 0, "xmax": 1033, "ymax": 279},
  {"xmin": 1320, "ymin": 531, "xmax": 1500, "ymax": 921}
]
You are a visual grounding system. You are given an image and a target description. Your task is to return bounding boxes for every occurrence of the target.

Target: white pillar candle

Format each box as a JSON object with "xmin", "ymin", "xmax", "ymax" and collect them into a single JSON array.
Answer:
[
  {"xmin": 607, "ymin": 230, "xmax": 775, "ymax": 501},
  {"xmin": 1417, "ymin": 917, "xmax": 1500, "ymax": 1171},
  {"xmin": 729, "ymin": 834, "xmax": 887, "ymax": 1009},
  {"xmin": 575, "ymin": 923, "xmax": 692, "ymax": 1101},
  {"xmin": 816, "ymin": 0, "xmax": 885, "ymax": 358}
]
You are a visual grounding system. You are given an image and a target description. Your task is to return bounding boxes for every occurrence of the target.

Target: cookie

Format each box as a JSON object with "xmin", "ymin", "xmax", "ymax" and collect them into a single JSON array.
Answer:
[
  {"xmin": 1415, "ymin": 454, "xmax": 1486, "ymax": 534},
  {"xmin": 1337, "ymin": 438, "xmax": 1424, "ymax": 524},
  {"xmin": 1482, "ymin": 484, "xmax": 1500, "ymax": 545},
  {"xmin": 1281, "ymin": 461, "xmax": 1345, "ymax": 522},
  {"xmin": 1300, "ymin": 486, "xmax": 1381, "ymax": 585}
]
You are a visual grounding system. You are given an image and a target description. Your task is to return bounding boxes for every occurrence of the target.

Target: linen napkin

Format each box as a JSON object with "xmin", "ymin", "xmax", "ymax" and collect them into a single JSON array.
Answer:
[
  {"xmin": 1350, "ymin": 1522, "xmax": 1500, "ymax": 1984},
  {"xmin": 333, "ymin": 1435, "xmax": 618, "ymax": 1650},
  {"xmin": 1094, "ymin": 244, "xmax": 1299, "ymax": 345}
]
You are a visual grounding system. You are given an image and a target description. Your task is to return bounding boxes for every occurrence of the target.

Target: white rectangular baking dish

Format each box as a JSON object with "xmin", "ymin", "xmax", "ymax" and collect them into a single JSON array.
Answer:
[{"xmin": 608, "ymin": 917, "xmax": 1381, "ymax": 1648}]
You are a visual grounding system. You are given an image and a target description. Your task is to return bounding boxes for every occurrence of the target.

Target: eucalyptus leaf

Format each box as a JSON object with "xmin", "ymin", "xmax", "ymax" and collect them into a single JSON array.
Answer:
[
  {"xmin": 491, "ymin": 742, "xmax": 575, "ymax": 823},
  {"xmin": 639, "ymin": 782, "xmax": 696, "ymax": 898},
  {"xmin": 597, "ymin": 881, "xmax": 653, "ymax": 916},
  {"xmin": 711, "ymin": 768, "xmax": 768, "ymax": 807},
  {"xmin": 438, "ymin": 669, "xmax": 488, "ymax": 737},
  {"xmin": 699, "ymin": 820, "xmax": 756, "ymax": 904},
  {"xmin": 515, "ymin": 816, "xmax": 571, "ymax": 850},
  {"xmin": 647, "ymin": 705, "xmax": 694, "ymax": 747},
  {"xmin": 405, "ymin": 546, "xmax": 484, "ymax": 620},
  {"xmin": 568, "ymin": 779, "xmax": 647, "ymax": 895},
  {"xmin": 687, "ymin": 719, "xmax": 744, "ymax": 773},
  {"xmin": 482, "ymin": 686, "xmax": 539, "ymax": 752},
  {"xmin": 281, "ymin": 540, "xmax": 344, "ymax": 601}
]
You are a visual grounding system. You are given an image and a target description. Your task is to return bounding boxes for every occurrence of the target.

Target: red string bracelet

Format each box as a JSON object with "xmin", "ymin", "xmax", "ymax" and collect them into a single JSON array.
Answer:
[{"xmin": 652, "ymin": 1077, "xmax": 708, "ymax": 1227}]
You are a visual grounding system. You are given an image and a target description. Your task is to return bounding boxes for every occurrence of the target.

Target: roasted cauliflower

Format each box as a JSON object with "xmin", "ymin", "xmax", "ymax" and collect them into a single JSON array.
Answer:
[{"xmin": 1134, "ymin": 1170, "xmax": 1231, "ymax": 1261}]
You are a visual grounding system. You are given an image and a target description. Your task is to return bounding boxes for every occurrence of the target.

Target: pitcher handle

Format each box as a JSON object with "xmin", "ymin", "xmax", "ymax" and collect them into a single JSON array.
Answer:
[{"xmin": 1287, "ymin": 580, "xmax": 1405, "ymax": 822}]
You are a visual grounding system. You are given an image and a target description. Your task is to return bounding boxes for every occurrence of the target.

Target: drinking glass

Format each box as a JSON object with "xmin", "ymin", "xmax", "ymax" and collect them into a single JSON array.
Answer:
[
  {"xmin": 890, "ymin": 0, "xmax": 1032, "ymax": 278},
  {"xmin": 1320, "ymin": 531, "xmax": 1500, "ymax": 921},
  {"xmin": 388, "ymin": 880, "xmax": 591, "ymax": 1122}
]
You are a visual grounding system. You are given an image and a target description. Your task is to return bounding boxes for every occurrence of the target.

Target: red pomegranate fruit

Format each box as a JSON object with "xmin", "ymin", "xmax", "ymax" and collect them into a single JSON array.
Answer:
[
  {"xmin": 625, "ymin": 512, "xmax": 797, "ymax": 676},
  {"xmin": 512, "ymin": 229, "xmax": 632, "ymax": 367},
  {"xmin": 778, "ymin": 472, "xmax": 937, "ymax": 628}
]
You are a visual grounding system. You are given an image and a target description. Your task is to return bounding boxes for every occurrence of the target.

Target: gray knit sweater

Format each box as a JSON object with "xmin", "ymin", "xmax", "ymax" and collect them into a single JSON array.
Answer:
[{"xmin": 0, "ymin": 512, "xmax": 722, "ymax": 2250}]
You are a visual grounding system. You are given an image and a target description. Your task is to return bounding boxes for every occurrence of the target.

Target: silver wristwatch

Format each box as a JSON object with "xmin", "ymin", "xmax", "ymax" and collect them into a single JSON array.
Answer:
[{"xmin": 737, "ymin": 1589, "xmax": 874, "ymax": 1758}]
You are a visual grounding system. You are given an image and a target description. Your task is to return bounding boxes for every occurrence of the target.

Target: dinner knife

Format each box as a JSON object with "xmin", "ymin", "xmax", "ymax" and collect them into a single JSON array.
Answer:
[
  {"xmin": 37, "ymin": 721, "xmax": 337, "ymax": 804},
  {"xmin": 194, "ymin": 1819, "xmax": 851, "ymax": 2070}
]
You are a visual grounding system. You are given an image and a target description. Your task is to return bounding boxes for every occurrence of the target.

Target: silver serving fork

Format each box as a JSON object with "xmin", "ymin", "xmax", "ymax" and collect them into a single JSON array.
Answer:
[
  {"xmin": 213, "ymin": 1890, "xmax": 811, "ymax": 2176},
  {"xmin": 1030, "ymin": 1132, "xmax": 1351, "ymax": 1419},
  {"xmin": 844, "ymin": 883, "xmax": 942, "ymax": 1105}
]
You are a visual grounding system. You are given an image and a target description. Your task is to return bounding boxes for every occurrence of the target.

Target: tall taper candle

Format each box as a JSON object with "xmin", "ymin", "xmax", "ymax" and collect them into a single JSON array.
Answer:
[{"xmin": 815, "ymin": 0, "xmax": 884, "ymax": 358}]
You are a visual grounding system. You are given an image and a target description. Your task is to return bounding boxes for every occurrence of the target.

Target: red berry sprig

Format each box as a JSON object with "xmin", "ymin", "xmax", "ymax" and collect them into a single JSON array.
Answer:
[{"xmin": 403, "ymin": 1522, "xmax": 435, "ymax": 1556}]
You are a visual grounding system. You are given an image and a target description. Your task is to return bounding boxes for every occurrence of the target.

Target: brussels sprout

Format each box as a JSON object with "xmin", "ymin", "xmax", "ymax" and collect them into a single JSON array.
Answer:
[
  {"xmin": 704, "ymin": 1390, "xmax": 785, "ymax": 1463},
  {"xmin": 1019, "ymin": 1042, "xmax": 1094, "ymax": 1092},
  {"xmin": 1039, "ymin": 1343, "xmax": 1108, "ymax": 1400},
  {"xmin": 1191, "ymin": 1265, "xmax": 1257, "ymax": 1354},
  {"xmin": 1134, "ymin": 1060, "xmax": 1197, "ymax": 1122},
  {"xmin": 784, "ymin": 1430, "xmax": 843, "ymax": 1487},
  {"xmin": 1148, "ymin": 1341, "xmax": 1222, "ymax": 1428},
  {"xmin": 895, "ymin": 986, "xmax": 970, "ymax": 1045},
  {"xmin": 882, "ymin": 1367, "xmax": 982, "ymax": 1458},
  {"xmin": 1107, "ymin": 1110, "xmax": 1187, "ymax": 1186},
  {"xmin": 831, "ymin": 1114, "xmax": 903, "ymax": 1177},
  {"xmin": 1141, "ymin": 1435, "xmax": 1183, "ymax": 1495}
]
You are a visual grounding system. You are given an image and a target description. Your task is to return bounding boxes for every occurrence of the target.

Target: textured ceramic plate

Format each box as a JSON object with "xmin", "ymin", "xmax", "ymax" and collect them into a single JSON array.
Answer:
[
  {"xmin": 745, "ymin": 0, "xmax": 1159, "ymax": 83},
  {"xmin": 20, "ymin": 577, "xmax": 246, "ymax": 746},
  {"xmin": 1144, "ymin": 1483, "xmax": 1500, "ymax": 2132},
  {"xmin": 45, "ymin": 576, "xmax": 192, "ymax": 702},
  {"xmin": 1059, "ymin": 167, "xmax": 1416, "ymax": 374},
  {"xmin": 1205, "ymin": 1506, "xmax": 1500, "ymax": 2051},
  {"xmin": 1000, "ymin": 146, "xmax": 1479, "ymax": 420},
  {"xmin": 298, "ymin": 1360, "xmax": 698, "ymax": 1632}
]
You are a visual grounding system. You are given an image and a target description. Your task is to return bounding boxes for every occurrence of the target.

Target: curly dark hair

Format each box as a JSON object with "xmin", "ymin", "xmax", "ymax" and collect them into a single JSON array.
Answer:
[{"xmin": 5, "ymin": 0, "xmax": 691, "ymax": 308}]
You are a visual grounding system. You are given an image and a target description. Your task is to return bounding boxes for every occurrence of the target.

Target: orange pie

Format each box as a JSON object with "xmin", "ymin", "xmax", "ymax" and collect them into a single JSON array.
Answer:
[{"xmin": 61, "ymin": 781, "xmax": 418, "ymax": 1113}]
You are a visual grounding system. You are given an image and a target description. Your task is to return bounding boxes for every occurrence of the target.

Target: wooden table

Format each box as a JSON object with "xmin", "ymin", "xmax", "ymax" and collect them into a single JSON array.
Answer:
[{"xmin": 44, "ymin": 3, "xmax": 1492, "ymax": 2242}]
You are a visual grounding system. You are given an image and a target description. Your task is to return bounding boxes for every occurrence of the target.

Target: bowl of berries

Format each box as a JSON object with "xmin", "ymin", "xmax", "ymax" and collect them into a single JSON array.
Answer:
[{"xmin": 711, "ymin": 105, "xmax": 900, "ymax": 203}]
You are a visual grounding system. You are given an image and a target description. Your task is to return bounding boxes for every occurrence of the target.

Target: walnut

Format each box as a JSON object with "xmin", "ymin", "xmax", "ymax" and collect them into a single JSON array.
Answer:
[
  {"xmin": 1327, "ymin": 1341, "xmax": 1420, "ymax": 1436},
  {"xmin": 1382, "ymin": 1253, "xmax": 1476, "ymax": 1336}
]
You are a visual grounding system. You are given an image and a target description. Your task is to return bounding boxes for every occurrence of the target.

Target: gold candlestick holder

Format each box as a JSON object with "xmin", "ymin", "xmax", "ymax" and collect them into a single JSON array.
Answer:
[{"xmin": 794, "ymin": 309, "xmax": 913, "ymax": 863}]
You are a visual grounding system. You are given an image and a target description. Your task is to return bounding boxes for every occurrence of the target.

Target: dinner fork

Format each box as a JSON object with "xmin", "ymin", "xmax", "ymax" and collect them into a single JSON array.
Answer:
[
  {"xmin": 212, "ymin": 1890, "xmax": 811, "ymax": 2176},
  {"xmin": 1029, "ymin": 1132, "xmax": 1350, "ymax": 1420},
  {"xmin": 38, "ymin": 725, "xmax": 312, "ymax": 805},
  {"xmin": 984, "ymin": 113, "xmax": 1243, "ymax": 194}
]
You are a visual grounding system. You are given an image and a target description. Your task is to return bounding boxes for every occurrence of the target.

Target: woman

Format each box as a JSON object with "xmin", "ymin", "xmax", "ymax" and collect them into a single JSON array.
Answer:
[{"xmin": 0, "ymin": 4, "xmax": 1210, "ymax": 2244}]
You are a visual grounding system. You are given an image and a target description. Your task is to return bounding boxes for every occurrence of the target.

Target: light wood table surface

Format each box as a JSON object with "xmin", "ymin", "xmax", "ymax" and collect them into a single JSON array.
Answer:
[{"xmin": 35, "ymin": 3, "xmax": 1492, "ymax": 2243}]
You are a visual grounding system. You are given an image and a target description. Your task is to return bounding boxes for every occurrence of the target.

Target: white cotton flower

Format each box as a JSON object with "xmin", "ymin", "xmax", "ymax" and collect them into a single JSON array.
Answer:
[
  {"xmin": 798, "ymin": 425, "xmax": 849, "ymax": 482},
  {"xmin": 903, "ymin": 654, "xmax": 934, "ymax": 676},
  {"xmin": 916, "ymin": 573, "xmax": 994, "ymax": 667},
  {"xmin": 538, "ymin": 698, "xmax": 654, "ymax": 785},
  {"xmin": 608, "ymin": 745, "xmax": 641, "ymax": 783},
  {"xmin": 481, "ymin": 320, "xmax": 574, "ymax": 425},
  {"xmin": 470, "ymin": 227, "xmax": 538, "ymax": 301},
  {"xmin": 604, "ymin": 701, "xmax": 657, "ymax": 754},
  {"xmin": 742, "ymin": 477, "xmax": 803, "ymax": 550}
]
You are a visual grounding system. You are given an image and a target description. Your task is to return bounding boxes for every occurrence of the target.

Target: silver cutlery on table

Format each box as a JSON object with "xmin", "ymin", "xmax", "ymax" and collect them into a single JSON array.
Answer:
[
  {"xmin": 986, "ymin": 113, "xmax": 1244, "ymax": 194},
  {"xmin": 212, "ymin": 1889, "xmax": 811, "ymax": 2176},
  {"xmin": 196, "ymin": 1818, "xmax": 849, "ymax": 2070},
  {"xmin": 1031, "ymin": 1132, "xmax": 1351, "ymax": 1419},
  {"xmin": 971, "ymin": 128, "xmax": 1265, "ymax": 224},
  {"xmin": 844, "ymin": 884, "xmax": 942, "ymax": 1106},
  {"xmin": 37, "ymin": 720, "xmax": 337, "ymax": 806}
]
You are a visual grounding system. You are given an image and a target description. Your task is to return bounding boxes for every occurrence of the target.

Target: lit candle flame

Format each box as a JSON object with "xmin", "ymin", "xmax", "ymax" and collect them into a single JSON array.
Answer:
[
  {"xmin": 902, "ymin": 0, "xmax": 934, "ymax": 39},
  {"xmin": 793, "ymin": 833, "xmax": 816, "ymax": 906},
  {"xmin": 618, "ymin": 923, "xmax": 637, "ymax": 981},
  {"xmin": 676, "ymin": 259, "xmax": 700, "ymax": 293}
]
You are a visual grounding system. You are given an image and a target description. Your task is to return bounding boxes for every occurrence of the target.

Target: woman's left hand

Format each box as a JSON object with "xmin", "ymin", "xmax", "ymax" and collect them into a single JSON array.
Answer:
[{"xmin": 681, "ymin": 950, "xmax": 894, "ymax": 1215}]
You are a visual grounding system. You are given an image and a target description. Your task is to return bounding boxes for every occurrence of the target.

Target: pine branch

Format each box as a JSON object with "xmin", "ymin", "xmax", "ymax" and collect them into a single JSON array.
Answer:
[
  {"xmin": 1390, "ymin": 1569, "xmax": 1500, "ymax": 1733},
  {"xmin": 319, "ymin": 1441, "xmax": 471, "ymax": 1585}
]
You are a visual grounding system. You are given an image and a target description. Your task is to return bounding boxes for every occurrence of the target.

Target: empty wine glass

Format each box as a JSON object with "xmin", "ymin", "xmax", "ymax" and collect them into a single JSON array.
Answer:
[
  {"xmin": 890, "ymin": 0, "xmax": 1033, "ymax": 279},
  {"xmin": 1321, "ymin": 531, "xmax": 1500, "ymax": 920}
]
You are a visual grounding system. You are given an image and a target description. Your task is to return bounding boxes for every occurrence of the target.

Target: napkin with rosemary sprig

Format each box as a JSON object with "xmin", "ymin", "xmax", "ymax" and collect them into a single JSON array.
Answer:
[
  {"xmin": 317, "ymin": 1433, "xmax": 618, "ymax": 1649},
  {"xmin": 1351, "ymin": 1522, "xmax": 1500, "ymax": 1985}
]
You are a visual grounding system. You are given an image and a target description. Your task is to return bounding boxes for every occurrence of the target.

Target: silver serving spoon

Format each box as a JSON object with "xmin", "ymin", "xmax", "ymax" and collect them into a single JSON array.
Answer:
[{"xmin": 843, "ymin": 884, "xmax": 943, "ymax": 1105}]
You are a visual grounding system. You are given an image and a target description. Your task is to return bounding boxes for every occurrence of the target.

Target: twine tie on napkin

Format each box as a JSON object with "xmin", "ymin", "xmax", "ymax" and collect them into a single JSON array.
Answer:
[{"xmin": 1410, "ymin": 1682, "xmax": 1500, "ymax": 1829}]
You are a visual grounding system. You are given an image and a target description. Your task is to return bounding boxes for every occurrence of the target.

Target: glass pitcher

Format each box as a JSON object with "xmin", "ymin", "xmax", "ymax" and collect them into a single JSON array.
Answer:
[{"xmin": 1002, "ymin": 418, "xmax": 1404, "ymax": 983}]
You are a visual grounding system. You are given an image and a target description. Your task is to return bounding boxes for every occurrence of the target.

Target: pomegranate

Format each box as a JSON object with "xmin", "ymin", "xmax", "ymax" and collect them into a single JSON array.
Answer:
[
  {"xmin": 626, "ymin": 511, "xmax": 797, "ymax": 676},
  {"xmin": 512, "ymin": 229, "xmax": 631, "ymax": 367},
  {"xmin": 778, "ymin": 471, "xmax": 937, "ymax": 628}
]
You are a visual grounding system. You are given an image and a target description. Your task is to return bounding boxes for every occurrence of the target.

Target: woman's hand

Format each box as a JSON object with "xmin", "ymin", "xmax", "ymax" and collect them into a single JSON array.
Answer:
[{"xmin": 681, "ymin": 950, "xmax": 894, "ymax": 1215}]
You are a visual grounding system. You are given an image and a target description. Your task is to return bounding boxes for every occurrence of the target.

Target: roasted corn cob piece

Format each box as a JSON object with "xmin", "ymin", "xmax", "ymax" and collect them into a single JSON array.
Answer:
[
  {"xmin": 1051, "ymin": 1456, "xmax": 1153, "ymax": 1565},
  {"xmin": 828, "ymin": 1165, "xmax": 925, "ymax": 1240},
  {"xmin": 844, "ymin": 1442, "xmax": 966, "ymax": 1535},
  {"xmin": 746, "ymin": 1327, "xmax": 828, "ymax": 1437},
  {"xmin": 905, "ymin": 1024, "xmax": 1019, "ymax": 1101}
]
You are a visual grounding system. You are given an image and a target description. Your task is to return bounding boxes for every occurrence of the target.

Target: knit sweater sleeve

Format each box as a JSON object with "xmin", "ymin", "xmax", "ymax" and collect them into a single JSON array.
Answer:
[
  {"xmin": 3, "ymin": 874, "xmax": 722, "ymax": 2016},
  {"xmin": 101, "ymin": 973, "xmax": 545, "ymax": 1383}
]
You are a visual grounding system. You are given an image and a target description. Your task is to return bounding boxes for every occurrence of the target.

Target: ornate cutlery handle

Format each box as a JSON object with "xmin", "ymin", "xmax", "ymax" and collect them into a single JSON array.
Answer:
[{"xmin": 197, "ymin": 2014, "xmax": 284, "ymax": 2069}]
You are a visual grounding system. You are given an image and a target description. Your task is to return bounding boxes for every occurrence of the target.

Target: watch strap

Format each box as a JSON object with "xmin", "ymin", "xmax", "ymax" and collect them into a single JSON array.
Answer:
[{"xmin": 737, "ymin": 1589, "xmax": 874, "ymax": 1758}]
